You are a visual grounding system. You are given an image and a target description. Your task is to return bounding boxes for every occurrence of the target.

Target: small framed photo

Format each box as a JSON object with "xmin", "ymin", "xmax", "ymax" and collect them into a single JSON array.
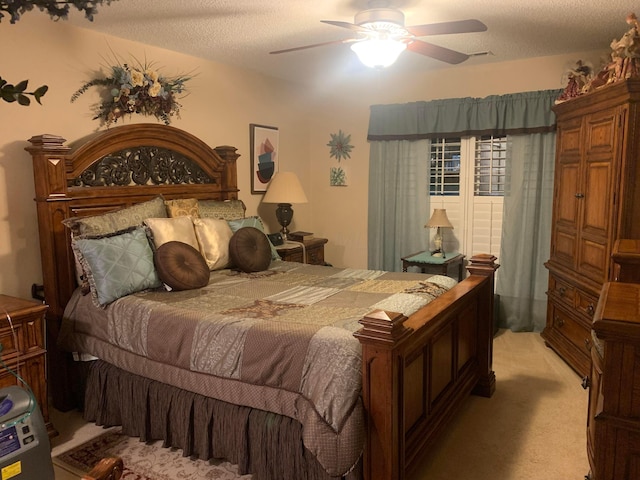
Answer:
[{"xmin": 250, "ymin": 124, "xmax": 279, "ymax": 194}]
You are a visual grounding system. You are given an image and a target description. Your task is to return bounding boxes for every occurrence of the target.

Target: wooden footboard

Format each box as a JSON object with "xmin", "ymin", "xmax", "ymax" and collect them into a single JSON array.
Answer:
[{"xmin": 354, "ymin": 254, "xmax": 498, "ymax": 480}]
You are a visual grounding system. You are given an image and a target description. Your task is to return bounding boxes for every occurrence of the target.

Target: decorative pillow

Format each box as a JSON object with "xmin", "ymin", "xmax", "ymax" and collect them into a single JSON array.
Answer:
[
  {"xmin": 144, "ymin": 216, "xmax": 200, "ymax": 250},
  {"xmin": 227, "ymin": 216, "xmax": 280, "ymax": 261},
  {"xmin": 199, "ymin": 199, "xmax": 246, "ymax": 220},
  {"xmin": 153, "ymin": 241, "xmax": 210, "ymax": 291},
  {"xmin": 70, "ymin": 233, "xmax": 91, "ymax": 294},
  {"xmin": 63, "ymin": 196, "xmax": 167, "ymax": 236},
  {"xmin": 192, "ymin": 218, "xmax": 234, "ymax": 270},
  {"xmin": 72, "ymin": 227, "xmax": 161, "ymax": 306},
  {"xmin": 229, "ymin": 227, "xmax": 272, "ymax": 273},
  {"xmin": 165, "ymin": 198, "xmax": 200, "ymax": 218}
]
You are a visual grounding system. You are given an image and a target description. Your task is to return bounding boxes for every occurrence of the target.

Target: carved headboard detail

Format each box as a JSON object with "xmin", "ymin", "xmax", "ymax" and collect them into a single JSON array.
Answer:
[{"xmin": 69, "ymin": 145, "xmax": 219, "ymax": 187}]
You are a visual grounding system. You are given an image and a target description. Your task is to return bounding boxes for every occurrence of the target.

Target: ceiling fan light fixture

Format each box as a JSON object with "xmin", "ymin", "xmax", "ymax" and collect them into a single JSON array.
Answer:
[
  {"xmin": 351, "ymin": 38, "xmax": 407, "ymax": 68},
  {"xmin": 354, "ymin": 7, "xmax": 405, "ymax": 28}
]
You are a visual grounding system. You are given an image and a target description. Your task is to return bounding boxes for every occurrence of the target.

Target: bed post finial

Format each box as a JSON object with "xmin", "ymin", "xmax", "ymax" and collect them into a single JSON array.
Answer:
[
  {"xmin": 467, "ymin": 254, "xmax": 499, "ymax": 277},
  {"xmin": 27, "ymin": 134, "xmax": 68, "ymax": 149},
  {"xmin": 355, "ymin": 309, "xmax": 411, "ymax": 345}
]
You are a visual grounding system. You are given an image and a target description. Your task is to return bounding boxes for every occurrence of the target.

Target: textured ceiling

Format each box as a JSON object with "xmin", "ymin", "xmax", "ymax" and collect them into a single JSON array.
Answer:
[{"xmin": 65, "ymin": 0, "xmax": 636, "ymax": 85}]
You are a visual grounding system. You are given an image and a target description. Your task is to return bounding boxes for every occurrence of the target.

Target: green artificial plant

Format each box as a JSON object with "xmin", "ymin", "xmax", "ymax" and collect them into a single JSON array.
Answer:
[
  {"xmin": 0, "ymin": 78, "xmax": 48, "ymax": 105},
  {"xmin": 1, "ymin": 1, "xmax": 117, "ymax": 106},
  {"xmin": 0, "ymin": 0, "xmax": 117, "ymax": 23}
]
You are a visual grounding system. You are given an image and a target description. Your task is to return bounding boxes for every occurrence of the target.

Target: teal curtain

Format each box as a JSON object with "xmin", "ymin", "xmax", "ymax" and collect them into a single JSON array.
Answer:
[
  {"xmin": 368, "ymin": 90, "xmax": 561, "ymax": 140},
  {"xmin": 368, "ymin": 139, "xmax": 430, "ymax": 271},
  {"xmin": 496, "ymin": 133, "xmax": 556, "ymax": 331}
]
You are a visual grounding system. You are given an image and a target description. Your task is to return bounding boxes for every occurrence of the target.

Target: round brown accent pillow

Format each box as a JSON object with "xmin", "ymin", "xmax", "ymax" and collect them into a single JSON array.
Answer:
[
  {"xmin": 229, "ymin": 227, "xmax": 272, "ymax": 273},
  {"xmin": 153, "ymin": 241, "xmax": 210, "ymax": 291}
]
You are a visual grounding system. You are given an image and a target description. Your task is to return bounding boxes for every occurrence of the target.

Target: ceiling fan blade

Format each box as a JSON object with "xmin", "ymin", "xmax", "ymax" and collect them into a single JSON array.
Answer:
[
  {"xmin": 407, "ymin": 39, "xmax": 470, "ymax": 64},
  {"xmin": 270, "ymin": 38, "xmax": 355, "ymax": 55},
  {"xmin": 321, "ymin": 20, "xmax": 369, "ymax": 33},
  {"xmin": 406, "ymin": 19, "xmax": 487, "ymax": 37}
]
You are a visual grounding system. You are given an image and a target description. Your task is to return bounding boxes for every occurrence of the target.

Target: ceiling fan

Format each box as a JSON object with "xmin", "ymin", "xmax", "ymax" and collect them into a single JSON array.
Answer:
[{"xmin": 270, "ymin": 1, "xmax": 487, "ymax": 68}]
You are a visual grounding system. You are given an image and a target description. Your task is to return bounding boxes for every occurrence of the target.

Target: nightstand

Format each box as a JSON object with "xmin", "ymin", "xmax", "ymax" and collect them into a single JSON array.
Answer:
[
  {"xmin": 0, "ymin": 294, "xmax": 54, "ymax": 437},
  {"xmin": 401, "ymin": 251, "xmax": 465, "ymax": 281},
  {"xmin": 276, "ymin": 237, "xmax": 328, "ymax": 265}
]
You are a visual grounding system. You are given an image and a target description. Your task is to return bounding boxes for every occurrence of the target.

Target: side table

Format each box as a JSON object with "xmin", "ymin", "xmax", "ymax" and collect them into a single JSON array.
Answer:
[
  {"xmin": 0, "ymin": 294, "xmax": 55, "ymax": 437},
  {"xmin": 276, "ymin": 237, "xmax": 328, "ymax": 265},
  {"xmin": 401, "ymin": 251, "xmax": 465, "ymax": 281}
]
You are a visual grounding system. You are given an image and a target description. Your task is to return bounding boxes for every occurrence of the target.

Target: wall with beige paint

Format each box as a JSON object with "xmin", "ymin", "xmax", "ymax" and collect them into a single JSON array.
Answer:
[{"xmin": 0, "ymin": 13, "xmax": 607, "ymax": 300}]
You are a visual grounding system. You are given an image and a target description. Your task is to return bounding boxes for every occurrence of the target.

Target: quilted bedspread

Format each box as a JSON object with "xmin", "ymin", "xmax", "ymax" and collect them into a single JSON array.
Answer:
[{"xmin": 61, "ymin": 261, "xmax": 456, "ymax": 475}]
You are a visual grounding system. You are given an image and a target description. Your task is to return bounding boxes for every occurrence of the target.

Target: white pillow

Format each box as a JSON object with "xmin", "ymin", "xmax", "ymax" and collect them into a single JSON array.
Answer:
[
  {"xmin": 144, "ymin": 216, "xmax": 200, "ymax": 250},
  {"xmin": 193, "ymin": 218, "xmax": 234, "ymax": 270}
]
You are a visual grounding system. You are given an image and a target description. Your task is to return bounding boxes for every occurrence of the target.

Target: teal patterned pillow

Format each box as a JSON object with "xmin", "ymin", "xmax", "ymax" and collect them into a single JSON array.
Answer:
[
  {"xmin": 64, "ymin": 196, "xmax": 167, "ymax": 236},
  {"xmin": 227, "ymin": 216, "xmax": 280, "ymax": 261},
  {"xmin": 72, "ymin": 227, "xmax": 161, "ymax": 306}
]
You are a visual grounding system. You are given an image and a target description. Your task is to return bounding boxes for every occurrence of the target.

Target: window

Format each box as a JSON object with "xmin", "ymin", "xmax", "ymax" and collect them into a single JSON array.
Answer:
[
  {"xmin": 428, "ymin": 136, "xmax": 506, "ymax": 260},
  {"xmin": 430, "ymin": 138, "xmax": 461, "ymax": 196},
  {"xmin": 474, "ymin": 135, "xmax": 506, "ymax": 196}
]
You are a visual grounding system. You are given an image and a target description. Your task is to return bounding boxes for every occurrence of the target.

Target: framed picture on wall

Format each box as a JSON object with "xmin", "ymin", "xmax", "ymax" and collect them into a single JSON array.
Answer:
[{"xmin": 250, "ymin": 124, "xmax": 279, "ymax": 194}]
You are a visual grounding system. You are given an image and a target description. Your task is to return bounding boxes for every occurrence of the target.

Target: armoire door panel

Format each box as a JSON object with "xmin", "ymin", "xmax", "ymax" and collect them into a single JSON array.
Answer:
[
  {"xmin": 553, "ymin": 230, "xmax": 577, "ymax": 266},
  {"xmin": 585, "ymin": 110, "xmax": 617, "ymax": 154},
  {"xmin": 558, "ymin": 124, "xmax": 582, "ymax": 155},
  {"xmin": 578, "ymin": 238, "xmax": 608, "ymax": 281},
  {"xmin": 554, "ymin": 161, "xmax": 580, "ymax": 228},
  {"xmin": 582, "ymin": 160, "xmax": 614, "ymax": 237}
]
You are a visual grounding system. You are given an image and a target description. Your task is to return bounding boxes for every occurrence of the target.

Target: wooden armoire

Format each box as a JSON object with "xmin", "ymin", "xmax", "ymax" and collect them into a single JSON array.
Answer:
[{"xmin": 542, "ymin": 79, "xmax": 640, "ymax": 378}]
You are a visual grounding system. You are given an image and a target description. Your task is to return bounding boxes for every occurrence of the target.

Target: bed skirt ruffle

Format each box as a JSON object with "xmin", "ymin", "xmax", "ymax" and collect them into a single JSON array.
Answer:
[{"xmin": 83, "ymin": 360, "xmax": 362, "ymax": 480}]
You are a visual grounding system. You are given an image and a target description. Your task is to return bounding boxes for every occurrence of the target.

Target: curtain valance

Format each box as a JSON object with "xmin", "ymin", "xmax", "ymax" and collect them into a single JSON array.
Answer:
[{"xmin": 367, "ymin": 89, "xmax": 563, "ymax": 141}]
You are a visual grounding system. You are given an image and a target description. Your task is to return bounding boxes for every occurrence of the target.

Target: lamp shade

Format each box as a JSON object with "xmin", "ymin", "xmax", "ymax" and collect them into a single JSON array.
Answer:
[
  {"xmin": 425, "ymin": 209, "xmax": 453, "ymax": 229},
  {"xmin": 350, "ymin": 38, "xmax": 407, "ymax": 68},
  {"xmin": 262, "ymin": 172, "xmax": 308, "ymax": 204}
]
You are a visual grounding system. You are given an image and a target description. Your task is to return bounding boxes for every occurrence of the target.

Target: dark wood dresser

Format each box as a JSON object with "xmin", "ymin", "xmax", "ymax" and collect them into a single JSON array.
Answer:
[
  {"xmin": 543, "ymin": 80, "xmax": 640, "ymax": 378},
  {"xmin": 0, "ymin": 294, "xmax": 54, "ymax": 436},
  {"xmin": 587, "ymin": 241, "xmax": 640, "ymax": 479},
  {"xmin": 589, "ymin": 282, "xmax": 640, "ymax": 480}
]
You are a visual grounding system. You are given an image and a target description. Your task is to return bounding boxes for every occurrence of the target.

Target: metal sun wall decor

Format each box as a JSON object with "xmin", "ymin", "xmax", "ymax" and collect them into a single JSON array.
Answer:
[{"xmin": 327, "ymin": 129, "xmax": 353, "ymax": 186}]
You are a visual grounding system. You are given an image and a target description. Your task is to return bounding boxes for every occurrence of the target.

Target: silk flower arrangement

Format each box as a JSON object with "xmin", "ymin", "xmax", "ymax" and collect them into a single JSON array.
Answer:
[{"xmin": 71, "ymin": 59, "xmax": 191, "ymax": 127}]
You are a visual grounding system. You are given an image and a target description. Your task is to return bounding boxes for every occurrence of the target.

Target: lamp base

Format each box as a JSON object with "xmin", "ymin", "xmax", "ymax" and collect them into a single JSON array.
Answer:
[
  {"xmin": 430, "ymin": 227, "xmax": 446, "ymax": 258},
  {"xmin": 275, "ymin": 203, "xmax": 293, "ymax": 240}
]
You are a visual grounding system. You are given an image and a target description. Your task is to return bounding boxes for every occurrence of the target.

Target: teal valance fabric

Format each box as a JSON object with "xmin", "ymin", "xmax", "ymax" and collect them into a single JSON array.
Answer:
[{"xmin": 367, "ymin": 89, "xmax": 563, "ymax": 140}]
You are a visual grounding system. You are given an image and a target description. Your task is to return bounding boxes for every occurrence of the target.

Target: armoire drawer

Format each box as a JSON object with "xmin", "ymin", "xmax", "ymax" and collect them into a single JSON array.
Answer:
[
  {"xmin": 549, "ymin": 301, "xmax": 592, "ymax": 356},
  {"xmin": 548, "ymin": 273, "xmax": 576, "ymax": 309},
  {"xmin": 576, "ymin": 290, "xmax": 598, "ymax": 321}
]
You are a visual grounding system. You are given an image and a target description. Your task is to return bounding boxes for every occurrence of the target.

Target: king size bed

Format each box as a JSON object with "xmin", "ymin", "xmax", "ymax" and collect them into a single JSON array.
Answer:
[{"xmin": 26, "ymin": 123, "xmax": 498, "ymax": 480}]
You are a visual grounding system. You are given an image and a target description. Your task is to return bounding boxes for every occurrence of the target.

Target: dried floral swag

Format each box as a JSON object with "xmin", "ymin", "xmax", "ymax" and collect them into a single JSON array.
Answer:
[{"xmin": 71, "ymin": 59, "xmax": 191, "ymax": 127}]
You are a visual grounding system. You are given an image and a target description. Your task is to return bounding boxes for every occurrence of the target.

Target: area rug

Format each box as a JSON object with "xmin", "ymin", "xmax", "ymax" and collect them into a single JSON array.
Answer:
[{"xmin": 53, "ymin": 429, "xmax": 251, "ymax": 480}]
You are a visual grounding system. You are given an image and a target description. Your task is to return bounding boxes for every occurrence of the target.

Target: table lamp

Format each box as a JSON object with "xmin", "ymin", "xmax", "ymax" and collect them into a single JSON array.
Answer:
[
  {"xmin": 262, "ymin": 171, "xmax": 308, "ymax": 240},
  {"xmin": 425, "ymin": 208, "xmax": 453, "ymax": 258}
]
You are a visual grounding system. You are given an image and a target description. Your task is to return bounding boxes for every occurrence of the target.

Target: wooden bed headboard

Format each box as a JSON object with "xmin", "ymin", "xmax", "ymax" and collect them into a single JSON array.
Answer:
[{"xmin": 26, "ymin": 123, "xmax": 240, "ymax": 409}]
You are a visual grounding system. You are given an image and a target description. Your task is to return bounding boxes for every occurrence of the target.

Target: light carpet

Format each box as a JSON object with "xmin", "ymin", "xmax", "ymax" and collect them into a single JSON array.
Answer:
[{"xmin": 51, "ymin": 330, "xmax": 590, "ymax": 480}]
